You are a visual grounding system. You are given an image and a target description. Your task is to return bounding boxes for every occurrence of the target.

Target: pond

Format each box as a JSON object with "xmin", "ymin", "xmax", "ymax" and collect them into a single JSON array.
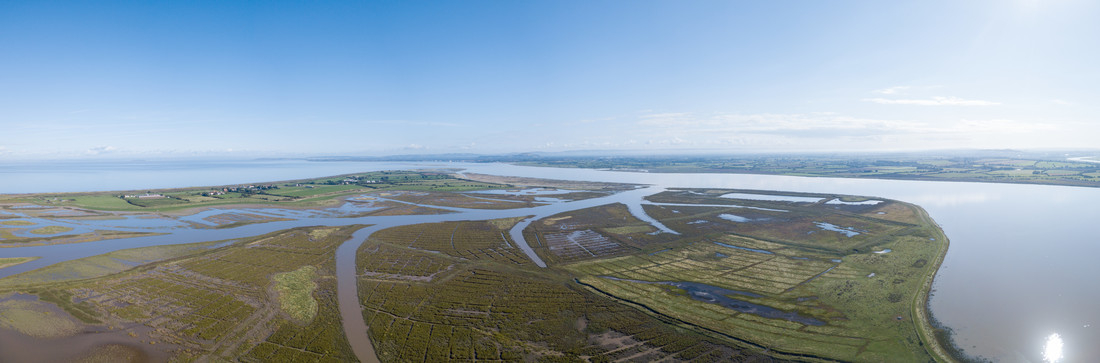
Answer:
[{"xmin": 597, "ymin": 276, "xmax": 825, "ymax": 326}]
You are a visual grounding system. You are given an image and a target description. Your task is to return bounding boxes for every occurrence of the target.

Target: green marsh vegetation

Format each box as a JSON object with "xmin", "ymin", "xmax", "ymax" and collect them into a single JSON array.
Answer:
[
  {"xmin": 273, "ymin": 265, "xmax": 319, "ymax": 323},
  {"xmin": 357, "ymin": 218, "xmax": 776, "ymax": 362},
  {"xmin": 522, "ymin": 203, "xmax": 679, "ymax": 265},
  {"xmin": 0, "ymin": 257, "xmax": 39, "ymax": 270},
  {"xmin": 560, "ymin": 189, "xmax": 950, "ymax": 362},
  {"xmin": 28, "ymin": 225, "xmax": 74, "ymax": 235},
  {"xmin": 0, "ymin": 225, "xmax": 363, "ymax": 362},
  {"xmin": 0, "ymin": 228, "xmax": 160, "ymax": 247},
  {"xmin": 0, "ymin": 171, "xmax": 511, "ymax": 213}
]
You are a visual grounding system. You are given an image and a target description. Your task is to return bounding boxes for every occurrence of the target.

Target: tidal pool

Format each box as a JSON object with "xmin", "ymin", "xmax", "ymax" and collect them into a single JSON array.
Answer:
[
  {"xmin": 825, "ymin": 198, "xmax": 883, "ymax": 205},
  {"xmin": 813, "ymin": 222, "xmax": 862, "ymax": 237},
  {"xmin": 598, "ymin": 276, "xmax": 824, "ymax": 326},
  {"xmin": 720, "ymin": 192, "xmax": 823, "ymax": 203},
  {"xmin": 717, "ymin": 213, "xmax": 750, "ymax": 222},
  {"xmin": 713, "ymin": 241, "xmax": 773, "ymax": 255}
]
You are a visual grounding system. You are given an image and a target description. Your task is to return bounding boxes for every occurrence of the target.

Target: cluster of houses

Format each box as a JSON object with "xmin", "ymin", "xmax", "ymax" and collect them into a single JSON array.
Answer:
[
  {"xmin": 208, "ymin": 185, "xmax": 278, "ymax": 195},
  {"xmin": 338, "ymin": 176, "xmax": 381, "ymax": 185},
  {"xmin": 120, "ymin": 193, "xmax": 167, "ymax": 199}
]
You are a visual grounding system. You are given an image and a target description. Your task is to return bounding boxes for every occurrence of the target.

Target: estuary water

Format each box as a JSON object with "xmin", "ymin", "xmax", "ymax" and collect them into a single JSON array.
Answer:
[{"xmin": 1, "ymin": 159, "xmax": 1098, "ymax": 362}]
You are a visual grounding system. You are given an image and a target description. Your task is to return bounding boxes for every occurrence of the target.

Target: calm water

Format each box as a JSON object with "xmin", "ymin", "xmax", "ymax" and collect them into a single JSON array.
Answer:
[{"xmin": 2, "ymin": 159, "xmax": 1098, "ymax": 362}]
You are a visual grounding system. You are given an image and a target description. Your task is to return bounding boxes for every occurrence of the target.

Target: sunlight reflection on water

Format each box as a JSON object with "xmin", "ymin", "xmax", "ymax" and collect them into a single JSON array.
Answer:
[{"xmin": 1043, "ymin": 333, "xmax": 1063, "ymax": 362}]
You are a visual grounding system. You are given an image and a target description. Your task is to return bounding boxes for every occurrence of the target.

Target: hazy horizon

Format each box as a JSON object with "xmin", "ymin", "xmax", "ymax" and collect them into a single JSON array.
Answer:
[{"xmin": 2, "ymin": 1, "xmax": 1097, "ymax": 160}]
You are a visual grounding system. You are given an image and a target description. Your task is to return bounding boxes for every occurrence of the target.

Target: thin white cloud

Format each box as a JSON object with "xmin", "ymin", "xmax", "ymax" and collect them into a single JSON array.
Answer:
[
  {"xmin": 1051, "ymin": 99, "xmax": 1072, "ymax": 105},
  {"xmin": 636, "ymin": 112, "xmax": 925, "ymax": 133},
  {"xmin": 874, "ymin": 86, "xmax": 910, "ymax": 95},
  {"xmin": 948, "ymin": 119, "xmax": 1056, "ymax": 133},
  {"xmin": 84, "ymin": 146, "xmax": 119, "ymax": 155},
  {"xmin": 614, "ymin": 111, "xmax": 1068, "ymax": 151},
  {"xmin": 863, "ymin": 96, "xmax": 1000, "ymax": 106},
  {"xmin": 371, "ymin": 120, "xmax": 461, "ymax": 127}
]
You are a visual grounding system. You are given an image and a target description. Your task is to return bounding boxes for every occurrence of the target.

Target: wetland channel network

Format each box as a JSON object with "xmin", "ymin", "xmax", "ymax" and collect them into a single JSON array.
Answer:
[{"xmin": 1, "ymin": 160, "xmax": 1098, "ymax": 362}]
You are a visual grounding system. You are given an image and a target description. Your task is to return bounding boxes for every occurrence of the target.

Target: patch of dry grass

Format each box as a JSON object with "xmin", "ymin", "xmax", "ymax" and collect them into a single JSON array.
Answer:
[{"xmin": 272, "ymin": 265, "xmax": 318, "ymax": 324}]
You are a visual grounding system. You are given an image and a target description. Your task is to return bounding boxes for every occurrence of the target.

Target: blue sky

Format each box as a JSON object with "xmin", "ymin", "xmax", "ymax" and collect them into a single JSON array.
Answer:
[{"xmin": 1, "ymin": 0, "xmax": 1097, "ymax": 159}]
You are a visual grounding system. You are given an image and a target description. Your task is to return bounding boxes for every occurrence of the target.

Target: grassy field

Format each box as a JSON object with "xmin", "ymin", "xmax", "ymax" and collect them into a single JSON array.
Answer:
[
  {"xmin": 0, "ymin": 171, "xmax": 513, "ymax": 213},
  {"xmin": 273, "ymin": 265, "xmax": 319, "ymax": 324}
]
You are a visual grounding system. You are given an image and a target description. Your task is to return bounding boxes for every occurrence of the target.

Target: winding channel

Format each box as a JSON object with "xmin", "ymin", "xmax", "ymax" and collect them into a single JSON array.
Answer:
[{"xmin": 1, "ymin": 186, "xmax": 674, "ymax": 362}]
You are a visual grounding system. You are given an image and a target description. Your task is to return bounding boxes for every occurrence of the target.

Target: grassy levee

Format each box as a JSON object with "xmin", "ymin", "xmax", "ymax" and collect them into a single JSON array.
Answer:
[{"xmin": 909, "ymin": 206, "xmax": 957, "ymax": 363}]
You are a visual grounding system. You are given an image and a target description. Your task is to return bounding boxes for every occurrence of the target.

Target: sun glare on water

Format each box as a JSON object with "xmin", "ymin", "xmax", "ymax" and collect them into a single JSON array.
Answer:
[{"xmin": 1043, "ymin": 333, "xmax": 1064, "ymax": 362}]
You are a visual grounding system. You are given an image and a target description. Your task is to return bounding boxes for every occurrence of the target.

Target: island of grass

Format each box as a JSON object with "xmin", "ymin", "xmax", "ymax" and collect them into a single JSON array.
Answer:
[
  {"xmin": 0, "ymin": 257, "xmax": 39, "ymax": 270},
  {"xmin": 28, "ymin": 226, "xmax": 74, "ymax": 235}
]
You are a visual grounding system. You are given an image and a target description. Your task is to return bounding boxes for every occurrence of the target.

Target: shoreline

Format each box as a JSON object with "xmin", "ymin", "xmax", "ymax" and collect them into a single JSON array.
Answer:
[
  {"xmin": 518, "ymin": 163, "xmax": 1100, "ymax": 189},
  {"xmin": 911, "ymin": 205, "xmax": 957, "ymax": 363}
]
